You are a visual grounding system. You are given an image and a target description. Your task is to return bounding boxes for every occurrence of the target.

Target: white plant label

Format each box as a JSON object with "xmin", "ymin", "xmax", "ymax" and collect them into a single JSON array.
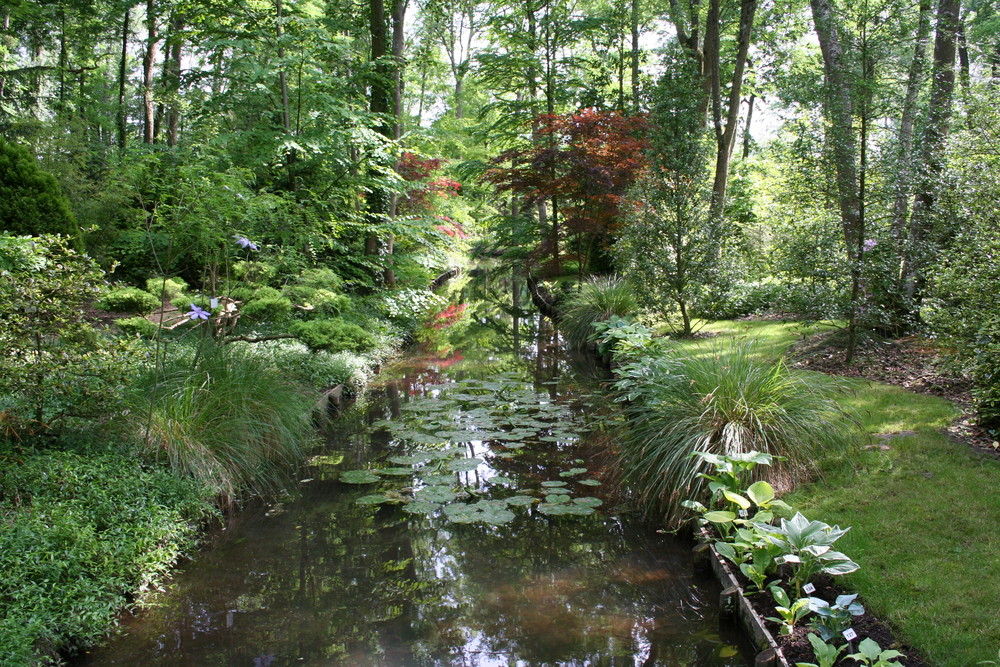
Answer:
[
  {"xmin": 738, "ymin": 509, "xmax": 748, "ymax": 518},
  {"xmin": 803, "ymin": 583, "xmax": 816, "ymax": 594},
  {"xmin": 774, "ymin": 556, "xmax": 786, "ymax": 565},
  {"xmin": 843, "ymin": 628, "xmax": 858, "ymax": 641},
  {"xmin": 210, "ymin": 297, "xmax": 219, "ymax": 309}
]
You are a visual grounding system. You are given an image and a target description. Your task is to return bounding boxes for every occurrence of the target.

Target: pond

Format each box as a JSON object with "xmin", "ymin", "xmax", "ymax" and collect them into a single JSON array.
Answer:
[{"xmin": 80, "ymin": 315, "xmax": 751, "ymax": 666}]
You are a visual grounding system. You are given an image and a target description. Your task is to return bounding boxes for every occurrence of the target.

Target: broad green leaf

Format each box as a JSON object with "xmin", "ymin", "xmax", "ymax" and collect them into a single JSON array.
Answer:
[
  {"xmin": 747, "ymin": 481, "xmax": 775, "ymax": 506},
  {"xmin": 722, "ymin": 490, "xmax": 751, "ymax": 510},
  {"xmin": 339, "ymin": 470, "xmax": 381, "ymax": 484},
  {"xmin": 703, "ymin": 510, "xmax": 737, "ymax": 524}
]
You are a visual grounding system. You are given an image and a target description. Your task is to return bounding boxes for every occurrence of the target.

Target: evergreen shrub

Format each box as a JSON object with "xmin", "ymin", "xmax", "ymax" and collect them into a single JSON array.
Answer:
[
  {"xmin": 289, "ymin": 318, "xmax": 377, "ymax": 353},
  {"xmin": 0, "ymin": 139, "xmax": 78, "ymax": 239},
  {"xmin": 96, "ymin": 287, "xmax": 161, "ymax": 314}
]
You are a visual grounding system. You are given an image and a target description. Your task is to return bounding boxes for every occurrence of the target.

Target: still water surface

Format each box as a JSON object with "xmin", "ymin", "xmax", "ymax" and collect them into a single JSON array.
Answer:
[{"xmin": 82, "ymin": 327, "xmax": 750, "ymax": 666}]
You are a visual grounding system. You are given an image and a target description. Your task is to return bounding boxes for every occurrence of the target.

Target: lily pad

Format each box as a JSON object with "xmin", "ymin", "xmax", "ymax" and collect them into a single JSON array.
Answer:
[
  {"xmin": 538, "ymin": 503, "xmax": 594, "ymax": 516},
  {"xmin": 389, "ymin": 454, "xmax": 432, "ymax": 465},
  {"xmin": 573, "ymin": 497, "xmax": 603, "ymax": 507},
  {"xmin": 559, "ymin": 467, "xmax": 588, "ymax": 477},
  {"xmin": 339, "ymin": 470, "xmax": 381, "ymax": 484},
  {"xmin": 402, "ymin": 500, "xmax": 440, "ymax": 515},
  {"xmin": 541, "ymin": 480, "xmax": 569, "ymax": 488},
  {"xmin": 578, "ymin": 479, "xmax": 601, "ymax": 486},
  {"xmin": 446, "ymin": 457, "xmax": 484, "ymax": 472},
  {"xmin": 416, "ymin": 486, "xmax": 458, "ymax": 503},
  {"xmin": 490, "ymin": 476, "xmax": 516, "ymax": 486},
  {"xmin": 544, "ymin": 493, "xmax": 572, "ymax": 504},
  {"xmin": 505, "ymin": 495, "xmax": 538, "ymax": 507},
  {"xmin": 377, "ymin": 467, "xmax": 416, "ymax": 477}
]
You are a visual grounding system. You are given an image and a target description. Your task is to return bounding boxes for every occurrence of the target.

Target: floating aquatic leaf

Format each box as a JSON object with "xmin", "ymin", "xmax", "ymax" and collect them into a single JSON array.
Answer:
[
  {"xmin": 402, "ymin": 500, "xmax": 440, "ymax": 515},
  {"xmin": 389, "ymin": 454, "xmax": 432, "ymax": 465},
  {"xmin": 559, "ymin": 468, "xmax": 588, "ymax": 477},
  {"xmin": 538, "ymin": 503, "xmax": 594, "ymax": 516},
  {"xmin": 544, "ymin": 493, "xmax": 572, "ymax": 504},
  {"xmin": 490, "ymin": 476, "xmax": 516, "ymax": 485},
  {"xmin": 446, "ymin": 458, "xmax": 483, "ymax": 472},
  {"xmin": 378, "ymin": 467, "xmax": 416, "ymax": 477},
  {"xmin": 339, "ymin": 470, "xmax": 381, "ymax": 484},
  {"xmin": 419, "ymin": 473, "xmax": 456, "ymax": 486},
  {"xmin": 541, "ymin": 480, "xmax": 569, "ymax": 488},
  {"xmin": 573, "ymin": 497, "xmax": 603, "ymax": 507},
  {"xmin": 505, "ymin": 495, "xmax": 537, "ymax": 507},
  {"xmin": 578, "ymin": 479, "xmax": 601, "ymax": 486},
  {"xmin": 494, "ymin": 452, "xmax": 515, "ymax": 459},
  {"xmin": 416, "ymin": 486, "xmax": 458, "ymax": 503},
  {"xmin": 356, "ymin": 494, "xmax": 394, "ymax": 505}
]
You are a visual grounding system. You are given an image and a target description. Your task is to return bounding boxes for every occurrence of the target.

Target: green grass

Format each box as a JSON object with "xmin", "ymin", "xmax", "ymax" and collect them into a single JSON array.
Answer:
[{"xmin": 672, "ymin": 321, "xmax": 1000, "ymax": 665}]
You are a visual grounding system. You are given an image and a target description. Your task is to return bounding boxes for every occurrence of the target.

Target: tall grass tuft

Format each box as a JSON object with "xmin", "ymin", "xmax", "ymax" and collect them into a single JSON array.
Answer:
[
  {"xmin": 611, "ymin": 339, "xmax": 857, "ymax": 525},
  {"xmin": 561, "ymin": 275, "xmax": 639, "ymax": 349},
  {"xmin": 131, "ymin": 342, "xmax": 314, "ymax": 505}
]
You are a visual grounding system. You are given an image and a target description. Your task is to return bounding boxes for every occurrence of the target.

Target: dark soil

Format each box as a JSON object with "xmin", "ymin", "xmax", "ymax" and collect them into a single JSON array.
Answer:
[
  {"xmin": 790, "ymin": 328, "xmax": 1000, "ymax": 458},
  {"xmin": 741, "ymin": 573, "xmax": 929, "ymax": 666}
]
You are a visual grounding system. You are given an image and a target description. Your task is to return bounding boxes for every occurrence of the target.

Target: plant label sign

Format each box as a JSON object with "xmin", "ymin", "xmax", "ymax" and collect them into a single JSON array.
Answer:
[
  {"xmin": 775, "ymin": 556, "xmax": 786, "ymax": 565},
  {"xmin": 843, "ymin": 628, "xmax": 858, "ymax": 642},
  {"xmin": 803, "ymin": 583, "xmax": 816, "ymax": 594},
  {"xmin": 738, "ymin": 509, "xmax": 748, "ymax": 518}
]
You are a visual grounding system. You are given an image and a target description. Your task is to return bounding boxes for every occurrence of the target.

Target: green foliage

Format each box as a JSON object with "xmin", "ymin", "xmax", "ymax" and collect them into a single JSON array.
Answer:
[
  {"xmin": 845, "ymin": 637, "xmax": 905, "ymax": 666},
  {"xmin": 241, "ymin": 296, "xmax": 293, "ymax": 322},
  {"xmin": 610, "ymin": 339, "xmax": 856, "ymax": 525},
  {"xmin": 560, "ymin": 275, "xmax": 639, "ymax": 349},
  {"xmin": 130, "ymin": 342, "xmax": 314, "ymax": 504},
  {"xmin": 0, "ymin": 234, "xmax": 136, "ymax": 431},
  {"xmin": 795, "ymin": 633, "xmax": 847, "ymax": 667},
  {"xmin": 145, "ymin": 276, "xmax": 188, "ymax": 301},
  {"xmin": 806, "ymin": 593, "xmax": 865, "ymax": 642},
  {"xmin": 96, "ymin": 287, "xmax": 161, "ymax": 314},
  {"xmin": 283, "ymin": 285, "xmax": 352, "ymax": 318},
  {"xmin": 0, "ymin": 450, "xmax": 214, "ymax": 663},
  {"xmin": 116, "ymin": 316, "xmax": 159, "ymax": 338},
  {"xmin": 758, "ymin": 513, "xmax": 860, "ymax": 598},
  {"xmin": 766, "ymin": 586, "xmax": 812, "ymax": 636},
  {"xmin": 244, "ymin": 340, "xmax": 373, "ymax": 393},
  {"xmin": 289, "ymin": 318, "xmax": 378, "ymax": 354},
  {"xmin": 0, "ymin": 139, "xmax": 78, "ymax": 239}
]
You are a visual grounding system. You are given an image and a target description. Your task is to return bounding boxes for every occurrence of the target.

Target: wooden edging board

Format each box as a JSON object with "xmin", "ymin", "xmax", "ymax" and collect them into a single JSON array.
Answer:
[{"xmin": 694, "ymin": 527, "xmax": 792, "ymax": 667}]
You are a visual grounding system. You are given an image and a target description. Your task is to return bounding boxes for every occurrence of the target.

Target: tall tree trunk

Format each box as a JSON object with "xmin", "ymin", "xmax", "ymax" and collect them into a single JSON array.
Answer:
[
  {"xmin": 810, "ymin": 0, "xmax": 861, "ymax": 252},
  {"xmin": 742, "ymin": 92, "xmax": 755, "ymax": 159},
  {"xmin": 117, "ymin": 7, "xmax": 131, "ymax": 151},
  {"xmin": 165, "ymin": 15, "xmax": 183, "ymax": 147},
  {"xmin": 58, "ymin": 9, "xmax": 67, "ymax": 107},
  {"xmin": 901, "ymin": 0, "xmax": 961, "ymax": 305},
  {"xmin": 142, "ymin": 0, "xmax": 158, "ymax": 144},
  {"xmin": 0, "ymin": 12, "xmax": 9, "ymax": 101},
  {"xmin": 890, "ymin": 0, "xmax": 931, "ymax": 242},
  {"xmin": 365, "ymin": 0, "xmax": 393, "ymax": 279},
  {"xmin": 276, "ymin": 0, "xmax": 290, "ymax": 133},
  {"xmin": 631, "ymin": 0, "xmax": 640, "ymax": 109},
  {"xmin": 709, "ymin": 0, "xmax": 756, "ymax": 219}
]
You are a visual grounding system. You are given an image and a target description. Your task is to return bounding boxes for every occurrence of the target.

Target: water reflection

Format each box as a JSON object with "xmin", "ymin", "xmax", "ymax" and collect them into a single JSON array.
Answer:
[{"xmin": 80, "ymin": 313, "xmax": 750, "ymax": 667}]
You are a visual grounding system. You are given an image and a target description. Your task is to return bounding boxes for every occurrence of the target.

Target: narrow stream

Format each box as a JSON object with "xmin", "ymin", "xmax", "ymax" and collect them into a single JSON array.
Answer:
[{"xmin": 81, "ymin": 319, "xmax": 751, "ymax": 666}]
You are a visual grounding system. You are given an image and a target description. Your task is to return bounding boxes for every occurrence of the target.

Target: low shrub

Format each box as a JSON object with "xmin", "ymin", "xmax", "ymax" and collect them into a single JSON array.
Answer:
[
  {"xmin": 241, "ymin": 296, "xmax": 293, "ymax": 322},
  {"xmin": 289, "ymin": 318, "xmax": 377, "ymax": 354},
  {"xmin": 233, "ymin": 260, "xmax": 277, "ymax": 284},
  {"xmin": 96, "ymin": 287, "xmax": 161, "ymax": 314},
  {"xmin": 0, "ymin": 450, "xmax": 214, "ymax": 663},
  {"xmin": 144, "ymin": 276, "xmax": 188, "ymax": 301},
  {"xmin": 611, "ymin": 339, "xmax": 857, "ymax": 525},
  {"xmin": 296, "ymin": 267, "xmax": 343, "ymax": 290},
  {"xmin": 242, "ymin": 340, "xmax": 373, "ymax": 393},
  {"xmin": 283, "ymin": 285, "xmax": 352, "ymax": 318},
  {"xmin": 116, "ymin": 316, "xmax": 158, "ymax": 338},
  {"xmin": 130, "ymin": 342, "xmax": 314, "ymax": 504},
  {"xmin": 560, "ymin": 275, "xmax": 639, "ymax": 349}
]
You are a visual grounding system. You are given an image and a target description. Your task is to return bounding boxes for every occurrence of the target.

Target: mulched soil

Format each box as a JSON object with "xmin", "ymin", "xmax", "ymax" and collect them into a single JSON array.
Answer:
[
  {"xmin": 740, "ymin": 572, "xmax": 929, "ymax": 666},
  {"xmin": 790, "ymin": 329, "xmax": 1000, "ymax": 458}
]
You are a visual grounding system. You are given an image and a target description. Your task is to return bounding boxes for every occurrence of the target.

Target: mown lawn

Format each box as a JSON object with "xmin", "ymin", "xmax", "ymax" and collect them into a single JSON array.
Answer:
[{"xmin": 666, "ymin": 320, "xmax": 1000, "ymax": 666}]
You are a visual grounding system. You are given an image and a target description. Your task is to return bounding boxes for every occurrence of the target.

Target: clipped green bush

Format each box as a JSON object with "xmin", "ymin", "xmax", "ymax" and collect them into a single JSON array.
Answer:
[
  {"xmin": 284, "ymin": 284, "xmax": 351, "ymax": 317},
  {"xmin": 289, "ymin": 318, "xmax": 377, "ymax": 353},
  {"xmin": 241, "ymin": 296, "xmax": 293, "ymax": 322},
  {"xmin": 297, "ymin": 267, "xmax": 343, "ymax": 290},
  {"xmin": 0, "ymin": 139, "xmax": 78, "ymax": 240},
  {"xmin": 116, "ymin": 316, "xmax": 158, "ymax": 337},
  {"xmin": 611, "ymin": 339, "xmax": 857, "ymax": 525},
  {"xmin": 171, "ymin": 294, "xmax": 215, "ymax": 313},
  {"xmin": 561, "ymin": 275, "xmax": 639, "ymax": 349},
  {"xmin": 242, "ymin": 340, "xmax": 373, "ymax": 393},
  {"xmin": 130, "ymin": 342, "xmax": 314, "ymax": 504},
  {"xmin": 233, "ymin": 260, "xmax": 277, "ymax": 283},
  {"xmin": 145, "ymin": 276, "xmax": 188, "ymax": 301},
  {"xmin": 96, "ymin": 286, "xmax": 161, "ymax": 314}
]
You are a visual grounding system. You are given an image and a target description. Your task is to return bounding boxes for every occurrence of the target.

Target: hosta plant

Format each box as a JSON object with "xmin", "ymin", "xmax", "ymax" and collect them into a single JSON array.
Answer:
[
  {"xmin": 766, "ymin": 585, "xmax": 812, "ymax": 636},
  {"xmin": 845, "ymin": 638, "xmax": 905, "ymax": 667},
  {"xmin": 806, "ymin": 593, "xmax": 865, "ymax": 642},
  {"xmin": 795, "ymin": 633, "xmax": 847, "ymax": 667},
  {"xmin": 755, "ymin": 512, "xmax": 859, "ymax": 597}
]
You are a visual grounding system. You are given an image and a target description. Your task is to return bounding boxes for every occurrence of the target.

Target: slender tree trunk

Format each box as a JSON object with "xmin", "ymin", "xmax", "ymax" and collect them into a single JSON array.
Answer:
[
  {"xmin": 709, "ymin": 0, "xmax": 756, "ymax": 219},
  {"xmin": 165, "ymin": 15, "xmax": 183, "ymax": 147},
  {"xmin": 365, "ymin": 0, "xmax": 393, "ymax": 278},
  {"xmin": 58, "ymin": 9, "xmax": 67, "ymax": 107},
  {"xmin": 117, "ymin": 7, "xmax": 131, "ymax": 151},
  {"xmin": 631, "ymin": 0, "xmax": 640, "ymax": 109},
  {"xmin": 0, "ymin": 12, "xmax": 9, "ymax": 101},
  {"xmin": 742, "ymin": 93, "xmax": 755, "ymax": 159},
  {"xmin": 142, "ymin": 0, "xmax": 158, "ymax": 144},
  {"xmin": 810, "ymin": 0, "xmax": 861, "ymax": 252},
  {"xmin": 890, "ymin": 0, "xmax": 931, "ymax": 242},
  {"xmin": 902, "ymin": 0, "xmax": 961, "ymax": 305},
  {"xmin": 276, "ymin": 0, "xmax": 290, "ymax": 133}
]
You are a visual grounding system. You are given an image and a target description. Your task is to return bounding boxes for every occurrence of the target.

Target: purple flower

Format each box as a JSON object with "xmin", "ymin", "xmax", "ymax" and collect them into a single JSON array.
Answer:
[
  {"xmin": 188, "ymin": 304, "xmax": 210, "ymax": 320},
  {"xmin": 234, "ymin": 235, "xmax": 259, "ymax": 251},
  {"xmin": 862, "ymin": 239, "xmax": 877, "ymax": 252}
]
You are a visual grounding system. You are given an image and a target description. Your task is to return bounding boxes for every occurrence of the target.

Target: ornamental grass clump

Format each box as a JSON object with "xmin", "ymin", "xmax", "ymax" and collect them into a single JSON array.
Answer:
[
  {"xmin": 611, "ymin": 339, "xmax": 857, "ymax": 525},
  {"xmin": 560, "ymin": 275, "xmax": 639, "ymax": 349},
  {"xmin": 131, "ymin": 342, "xmax": 314, "ymax": 505}
]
